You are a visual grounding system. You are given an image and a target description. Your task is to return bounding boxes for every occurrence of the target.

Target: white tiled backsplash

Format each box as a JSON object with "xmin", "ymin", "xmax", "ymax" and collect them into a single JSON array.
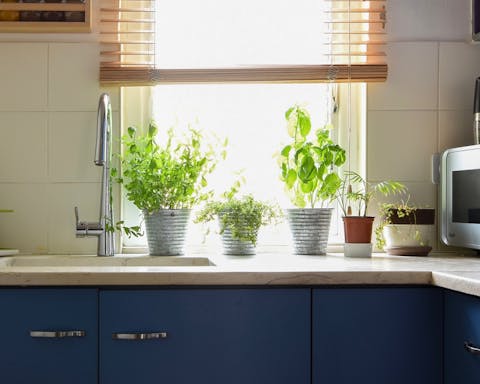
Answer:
[
  {"xmin": 0, "ymin": 0, "xmax": 479, "ymax": 253},
  {"xmin": 0, "ymin": 42, "xmax": 120, "ymax": 253}
]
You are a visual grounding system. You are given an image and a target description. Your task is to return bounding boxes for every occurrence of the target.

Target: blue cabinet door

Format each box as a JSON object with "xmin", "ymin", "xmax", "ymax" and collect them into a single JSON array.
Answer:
[
  {"xmin": 313, "ymin": 287, "xmax": 442, "ymax": 384},
  {"xmin": 0, "ymin": 288, "xmax": 98, "ymax": 384},
  {"xmin": 100, "ymin": 288, "xmax": 310, "ymax": 384},
  {"xmin": 445, "ymin": 290, "xmax": 480, "ymax": 383}
]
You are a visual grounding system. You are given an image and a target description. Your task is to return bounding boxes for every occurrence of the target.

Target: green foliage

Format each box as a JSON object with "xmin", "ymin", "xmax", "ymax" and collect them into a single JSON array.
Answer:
[
  {"xmin": 337, "ymin": 171, "xmax": 406, "ymax": 217},
  {"xmin": 278, "ymin": 105, "xmax": 346, "ymax": 208},
  {"xmin": 374, "ymin": 198, "xmax": 429, "ymax": 250},
  {"xmin": 195, "ymin": 194, "xmax": 282, "ymax": 246},
  {"xmin": 117, "ymin": 121, "xmax": 224, "ymax": 213}
]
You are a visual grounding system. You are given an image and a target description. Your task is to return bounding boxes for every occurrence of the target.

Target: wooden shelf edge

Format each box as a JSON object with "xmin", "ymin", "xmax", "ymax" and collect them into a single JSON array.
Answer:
[{"xmin": 0, "ymin": 0, "xmax": 91, "ymax": 34}]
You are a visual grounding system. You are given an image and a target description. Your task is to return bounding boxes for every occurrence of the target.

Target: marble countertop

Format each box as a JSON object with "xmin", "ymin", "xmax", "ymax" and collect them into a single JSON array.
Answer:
[{"xmin": 0, "ymin": 252, "xmax": 480, "ymax": 297}]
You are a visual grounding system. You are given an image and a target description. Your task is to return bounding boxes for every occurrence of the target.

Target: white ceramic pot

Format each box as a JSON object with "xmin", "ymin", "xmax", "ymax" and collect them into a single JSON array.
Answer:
[{"xmin": 383, "ymin": 224, "xmax": 434, "ymax": 248}]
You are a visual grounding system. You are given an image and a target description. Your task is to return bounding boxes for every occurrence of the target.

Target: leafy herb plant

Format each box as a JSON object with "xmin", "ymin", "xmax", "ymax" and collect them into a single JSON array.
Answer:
[
  {"xmin": 116, "ymin": 121, "xmax": 225, "ymax": 213},
  {"xmin": 337, "ymin": 171, "xmax": 406, "ymax": 217},
  {"xmin": 278, "ymin": 105, "xmax": 346, "ymax": 208},
  {"xmin": 195, "ymin": 184, "xmax": 282, "ymax": 245},
  {"xmin": 374, "ymin": 198, "xmax": 432, "ymax": 250}
]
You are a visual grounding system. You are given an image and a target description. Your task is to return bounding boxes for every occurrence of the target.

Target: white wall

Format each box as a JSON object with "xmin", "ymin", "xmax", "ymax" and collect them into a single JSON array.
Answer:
[
  {"xmin": 367, "ymin": 0, "xmax": 480, "ymax": 249},
  {"xmin": 0, "ymin": 1, "xmax": 477, "ymax": 253}
]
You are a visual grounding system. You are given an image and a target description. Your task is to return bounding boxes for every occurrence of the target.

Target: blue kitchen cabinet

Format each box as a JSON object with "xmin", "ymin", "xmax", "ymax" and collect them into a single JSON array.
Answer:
[
  {"xmin": 444, "ymin": 290, "xmax": 480, "ymax": 383},
  {"xmin": 0, "ymin": 288, "xmax": 98, "ymax": 384},
  {"xmin": 99, "ymin": 288, "xmax": 310, "ymax": 384},
  {"xmin": 312, "ymin": 287, "xmax": 442, "ymax": 384}
]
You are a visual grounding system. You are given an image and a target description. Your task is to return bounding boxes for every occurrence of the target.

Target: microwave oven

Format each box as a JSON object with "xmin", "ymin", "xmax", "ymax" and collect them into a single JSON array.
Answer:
[{"xmin": 441, "ymin": 144, "xmax": 480, "ymax": 250}]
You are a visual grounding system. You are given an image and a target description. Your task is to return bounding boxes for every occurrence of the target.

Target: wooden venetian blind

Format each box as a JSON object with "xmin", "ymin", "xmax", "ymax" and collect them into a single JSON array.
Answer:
[{"xmin": 100, "ymin": 0, "xmax": 387, "ymax": 85}]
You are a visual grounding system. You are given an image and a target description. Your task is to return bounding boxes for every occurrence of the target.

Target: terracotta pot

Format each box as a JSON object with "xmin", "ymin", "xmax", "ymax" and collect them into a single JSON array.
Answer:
[{"xmin": 343, "ymin": 216, "xmax": 374, "ymax": 243}]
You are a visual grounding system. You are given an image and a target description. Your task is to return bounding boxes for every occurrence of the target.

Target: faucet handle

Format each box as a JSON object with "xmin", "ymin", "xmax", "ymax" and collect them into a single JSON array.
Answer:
[{"xmin": 74, "ymin": 206, "xmax": 102, "ymax": 237}]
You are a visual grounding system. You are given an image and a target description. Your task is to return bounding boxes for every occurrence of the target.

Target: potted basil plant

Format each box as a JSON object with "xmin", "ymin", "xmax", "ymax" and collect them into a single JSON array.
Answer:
[
  {"xmin": 337, "ymin": 171, "xmax": 405, "ymax": 257},
  {"xmin": 117, "ymin": 121, "xmax": 224, "ymax": 256},
  {"xmin": 278, "ymin": 105, "xmax": 346, "ymax": 255}
]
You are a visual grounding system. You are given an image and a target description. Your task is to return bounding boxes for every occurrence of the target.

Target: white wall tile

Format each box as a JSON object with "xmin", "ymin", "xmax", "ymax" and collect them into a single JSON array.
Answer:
[
  {"xmin": 439, "ymin": 42, "xmax": 480, "ymax": 110},
  {"xmin": 438, "ymin": 110, "xmax": 473, "ymax": 152},
  {"xmin": 49, "ymin": 111, "xmax": 120, "ymax": 182},
  {"xmin": 0, "ymin": 184, "xmax": 48, "ymax": 253},
  {"xmin": 367, "ymin": 111, "xmax": 437, "ymax": 182},
  {"xmin": 48, "ymin": 43, "xmax": 120, "ymax": 111},
  {"xmin": 47, "ymin": 183, "xmax": 102, "ymax": 254},
  {"xmin": 0, "ymin": 43, "xmax": 48, "ymax": 111},
  {"xmin": 387, "ymin": 0, "xmax": 470, "ymax": 42},
  {"xmin": 0, "ymin": 112, "xmax": 48, "ymax": 182},
  {"xmin": 49, "ymin": 111, "xmax": 101, "ymax": 182},
  {"xmin": 368, "ymin": 42, "xmax": 438, "ymax": 110}
]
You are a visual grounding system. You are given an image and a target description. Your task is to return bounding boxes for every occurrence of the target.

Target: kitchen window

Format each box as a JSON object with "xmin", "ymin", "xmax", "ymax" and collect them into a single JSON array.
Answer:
[{"xmin": 104, "ymin": 0, "xmax": 386, "ymax": 252}]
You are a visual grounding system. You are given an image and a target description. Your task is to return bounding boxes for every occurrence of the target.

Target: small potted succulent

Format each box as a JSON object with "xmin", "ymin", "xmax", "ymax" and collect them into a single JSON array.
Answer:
[
  {"xmin": 337, "ymin": 171, "xmax": 405, "ymax": 257},
  {"xmin": 277, "ymin": 105, "xmax": 346, "ymax": 255},
  {"xmin": 116, "ymin": 121, "xmax": 224, "ymax": 255},
  {"xmin": 195, "ymin": 181, "xmax": 282, "ymax": 255},
  {"xmin": 375, "ymin": 198, "xmax": 435, "ymax": 256}
]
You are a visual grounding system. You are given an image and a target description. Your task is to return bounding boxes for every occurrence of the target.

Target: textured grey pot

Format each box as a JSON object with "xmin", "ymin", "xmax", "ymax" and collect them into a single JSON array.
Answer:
[
  {"xmin": 220, "ymin": 228, "xmax": 257, "ymax": 256},
  {"xmin": 217, "ymin": 213, "xmax": 257, "ymax": 255},
  {"xmin": 287, "ymin": 208, "xmax": 333, "ymax": 255},
  {"xmin": 143, "ymin": 209, "xmax": 191, "ymax": 256}
]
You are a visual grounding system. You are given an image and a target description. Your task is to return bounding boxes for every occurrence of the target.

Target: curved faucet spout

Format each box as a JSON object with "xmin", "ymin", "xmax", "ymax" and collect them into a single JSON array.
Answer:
[{"xmin": 75, "ymin": 93, "xmax": 115, "ymax": 256}]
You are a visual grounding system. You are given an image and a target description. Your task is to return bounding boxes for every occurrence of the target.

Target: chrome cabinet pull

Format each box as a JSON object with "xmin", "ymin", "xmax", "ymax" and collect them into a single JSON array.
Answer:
[
  {"xmin": 464, "ymin": 341, "xmax": 480, "ymax": 355},
  {"xmin": 30, "ymin": 330, "xmax": 86, "ymax": 338},
  {"xmin": 112, "ymin": 332, "xmax": 168, "ymax": 340}
]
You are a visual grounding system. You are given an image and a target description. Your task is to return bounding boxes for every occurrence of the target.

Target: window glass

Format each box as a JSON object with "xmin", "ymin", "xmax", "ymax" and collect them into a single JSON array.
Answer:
[
  {"xmin": 122, "ymin": 83, "xmax": 355, "ymax": 251},
  {"xmin": 155, "ymin": 0, "xmax": 329, "ymax": 67}
]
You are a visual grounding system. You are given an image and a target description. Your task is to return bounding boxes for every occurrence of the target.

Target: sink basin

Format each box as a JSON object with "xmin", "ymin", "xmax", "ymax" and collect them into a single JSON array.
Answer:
[{"xmin": 1, "ymin": 255, "xmax": 215, "ymax": 267}]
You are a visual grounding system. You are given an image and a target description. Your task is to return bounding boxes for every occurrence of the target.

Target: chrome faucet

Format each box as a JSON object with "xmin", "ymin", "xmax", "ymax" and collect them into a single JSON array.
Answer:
[{"xmin": 74, "ymin": 93, "xmax": 115, "ymax": 256}]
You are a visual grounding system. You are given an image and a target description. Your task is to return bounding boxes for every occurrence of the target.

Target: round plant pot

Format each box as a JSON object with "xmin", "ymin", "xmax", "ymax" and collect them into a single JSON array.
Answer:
[
  {"xmin": 382, "ymin": 208, "xmax": 435, "ymax": 256},
  {"xmin": 383, "ymin": 224, "xmax": 434, "ymax": 248},
  {"xmin": 287, "ymin": 208, "xmax": 333, "ymax": 255},
  {"xmin": 221, "ymin": 228, "xmax": 257, "ymax": 256},
  {"xmin": 143, "ymin": 209, "xmax": 190, "ymax": 256},
  {"xmin": 386, "ymin": 208, "xmax": 435, "ymax": 225},
  {"xmin": 342, "ymin": 216, "xmax": 374, "ymax": 243}
]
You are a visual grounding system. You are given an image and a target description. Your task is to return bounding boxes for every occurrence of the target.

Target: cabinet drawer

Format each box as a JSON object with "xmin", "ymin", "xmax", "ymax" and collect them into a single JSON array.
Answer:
[
  {"xmin": 445, "ymin": 290, "xmax": 480, "ymax": 383},
  {"xmin": 100, "ymin": 288, "xmax": 310, "ymax": 384},
  {"xmin": 0, "ymin": 288, "xmax": 98, "ymax": 384}
]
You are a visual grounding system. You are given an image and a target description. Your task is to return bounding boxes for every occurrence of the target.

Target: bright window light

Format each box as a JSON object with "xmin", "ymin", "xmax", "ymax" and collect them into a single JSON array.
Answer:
[
  {"xmin": 155, "ymin": 0, "xmax": 329, "ymax": 67},
  {"xmin": 122, "ymin": 0, "xmax": 362, "ymax": 252}
]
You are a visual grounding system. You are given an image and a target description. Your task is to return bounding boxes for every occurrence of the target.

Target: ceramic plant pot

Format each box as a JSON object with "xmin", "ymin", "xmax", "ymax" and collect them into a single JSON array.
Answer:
[
  {"xmin": 383, "ymin": 208, "xmax": 435, "ymax": 256},
  {"xmin": 287, "ymin": 208, "xmax": 333, "ymax": 255},
  {"xmin": 143, "ymin": 209, "xmax": 191, "ymax": 256},
  {"xmin": 342, "ymin": 216, "xmax": 375, "ymax": 258}
]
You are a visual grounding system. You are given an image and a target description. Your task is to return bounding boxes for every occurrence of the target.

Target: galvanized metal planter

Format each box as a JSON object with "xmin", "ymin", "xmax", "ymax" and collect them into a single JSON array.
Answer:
[
  {"xmin": 217, "ymin": 213, "xmax": 257, "ymax": 255},
  {"xmin": 287, "ymin": 208, "xmax": 333, "ymax": 255},
  {"xmin": 143, "ymin": 209, "xmax": 191, "ymax": 256},
  {"xmin": 220, "ymin": 228, "xmax": 257, "ymax": 256}
]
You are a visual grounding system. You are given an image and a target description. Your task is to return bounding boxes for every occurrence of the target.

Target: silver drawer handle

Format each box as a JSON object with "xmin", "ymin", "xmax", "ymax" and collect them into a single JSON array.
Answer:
[
  {"xmin": 30, "ymin": 330, "xmax": 86, "ymax": 338},
  {"xmin": 464, "ymin": 341, "xmax": 480, "ymax": 355},
  {"xmin": 112, "ymin": 332, "xmax": 168, "ymax": 340}
]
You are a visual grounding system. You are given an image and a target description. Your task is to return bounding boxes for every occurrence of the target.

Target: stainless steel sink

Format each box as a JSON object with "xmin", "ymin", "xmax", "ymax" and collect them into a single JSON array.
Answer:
[{"xmin": 1, "ymin": 255, "xmax": 215, "ymax": 267}]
